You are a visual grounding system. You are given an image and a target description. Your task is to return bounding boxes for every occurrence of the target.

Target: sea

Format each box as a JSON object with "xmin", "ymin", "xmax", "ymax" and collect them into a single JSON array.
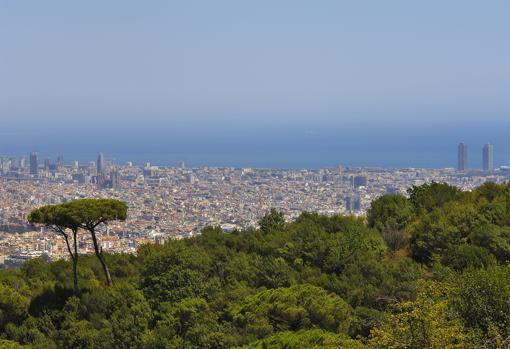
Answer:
[{"xmin": 1, "ymin": 121, "xmax": 509, "ymax": 169}]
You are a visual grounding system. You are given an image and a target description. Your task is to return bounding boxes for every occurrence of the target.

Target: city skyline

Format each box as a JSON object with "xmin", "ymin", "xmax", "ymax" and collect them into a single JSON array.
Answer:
[
  {"xmin": 1, "ymin": 156, "xmax": 507, "ymax": 263},
  {"xmin": 1, "ymin": 145, "xmax": 508, "ymax": 171}
]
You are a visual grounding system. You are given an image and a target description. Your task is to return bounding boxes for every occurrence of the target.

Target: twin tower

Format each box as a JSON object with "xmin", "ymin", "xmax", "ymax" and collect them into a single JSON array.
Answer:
[{"xmin": 458, "ymin": 143, "xmax": 493, "ymax": 172}]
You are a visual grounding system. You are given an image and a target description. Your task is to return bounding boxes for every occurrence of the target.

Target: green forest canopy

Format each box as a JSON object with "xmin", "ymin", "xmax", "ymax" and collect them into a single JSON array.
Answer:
[{"xmin": 2, "ymin": 182, "xmax": 510, "ymax": 348}]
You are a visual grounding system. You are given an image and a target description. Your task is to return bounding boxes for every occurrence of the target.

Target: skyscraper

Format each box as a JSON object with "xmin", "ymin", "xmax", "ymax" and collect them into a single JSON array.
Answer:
[
  {"xmin": 29, "ymin": 152, "xmax": 38, "ymax": 175},
  {"xmin": 110, "ymin": 168, "xmax": 120, "ymax": 190},
  {"xmin": 97, "ymin": 152, "xmax": 105, "ymax": 176},
  {"xmin": 457, "ymin": 143, "xmax": 468, "ymax": 171},
  {"xmin": 483, "ymin": 143, "xmax": 494, "ymax": 172},
  {"xmin": 56, "ymin": 154, "xmax": 64, "ymax": 169}
]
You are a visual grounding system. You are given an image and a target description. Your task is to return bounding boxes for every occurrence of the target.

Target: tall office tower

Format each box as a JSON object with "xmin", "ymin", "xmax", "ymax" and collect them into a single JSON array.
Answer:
[
  {"xmin": 44, "ymin": 159, "xmax": 50, "ymax": 171},
  {"xmin": 110, "ymin": 169, "xmax": 121, "ymax": 190},
  {"xmin": 56, "ymin": 154, "xmax": 64, "ymax": 168},
  {"xmin": 457, "ymin": 143, "xmax": 468, "ymax": 171},
  {"xmin": 29, "ymin": 152, "xmax": 38, "ymax": 175},
  {"xmin": 97, "ymin": 152, "xmax": 105, "ymax": 175},
  {"xmin": 483, "ymin": 143, "xmax": 494, "ymax": 172}
]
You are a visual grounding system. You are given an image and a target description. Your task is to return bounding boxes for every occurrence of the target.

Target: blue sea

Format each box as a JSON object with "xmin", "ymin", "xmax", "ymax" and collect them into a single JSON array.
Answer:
[{"xmin": 2, "ymin": 120, "xmax": 509, "ymax": 169}]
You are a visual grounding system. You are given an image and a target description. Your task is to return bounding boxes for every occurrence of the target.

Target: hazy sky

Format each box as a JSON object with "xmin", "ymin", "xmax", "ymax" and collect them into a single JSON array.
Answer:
[{"xmin": 1, "ymin": 1, "xmax": 510, "ymax": 167}]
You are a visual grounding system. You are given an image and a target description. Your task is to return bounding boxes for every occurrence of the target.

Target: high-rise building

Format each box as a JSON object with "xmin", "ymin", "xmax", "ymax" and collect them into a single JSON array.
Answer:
[
  {"xmin": 56, "ymin": 154, "xmax": 64, "ymax": 169},
  {"xmin": 18, "ymin": 156, "xmax": 26, "ymax": 171},
  {"xmin": 29, "ymin": 152, "xmax": 38, "ymax": 175},
  {"xmin": 72, "ymin": 173, "xmax": 90, "ymax": 184},
  {"xmin": 457, "ymin": 143, "xmax": 468, "ymax": 171},
  {"xmin": 97, "ymin": 152, "xmax": 105, "ymax": 176},
  {"xmin": 483, "ymin": 143, "xmax": 494, "ymax": 172},
  {"xmin": 110, "ymin": 169, "xmax": 121, "ymax": 190},
  {"xmin": 0, "ymin": 157, "xmax": 10, "ymax": 174},
  {"xmin": 352, "ymin": 175, "xmax": 367, "ymax": 188}
]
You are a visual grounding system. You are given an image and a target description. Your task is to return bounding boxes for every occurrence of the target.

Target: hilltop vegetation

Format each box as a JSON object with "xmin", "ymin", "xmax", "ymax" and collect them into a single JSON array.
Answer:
[{"xmin": 2, "ymin": 182, "xmax": 510, "ymax": 348}]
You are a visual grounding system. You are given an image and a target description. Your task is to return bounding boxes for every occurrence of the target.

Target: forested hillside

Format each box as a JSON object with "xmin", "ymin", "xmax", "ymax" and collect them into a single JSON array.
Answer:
[{"xmin": 2, "ymin": 182, "xmax": 510, "ymax": 348}]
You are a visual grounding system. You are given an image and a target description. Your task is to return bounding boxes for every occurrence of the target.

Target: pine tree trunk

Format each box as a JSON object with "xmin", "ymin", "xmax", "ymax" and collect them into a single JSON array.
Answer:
[
  {"xmin": 90, "ymin": 230, "xmax": 112, "ymax": 286},
  {"xmin": 97, "ymin": 250, "xmax": 112, "ymax": 286},
  {"xmin": 72, "ymin": 256, "xmax": 78, "ymax": 293},
  {"xmin": 61, "ymin": 231, "xmax": 79, "ymax": 294},
  {"xmin": 72, "ymin": 230, "xmax": 79, "ymax": 293}
]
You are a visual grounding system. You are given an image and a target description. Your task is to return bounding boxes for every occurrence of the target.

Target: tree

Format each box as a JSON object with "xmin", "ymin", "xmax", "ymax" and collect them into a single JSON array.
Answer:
[
  {"xmin": 258, "ymin": 208, "xmax": 286, "ymax": 234},
  {"xmin": 369, "ymin": 281, "xmax": 473, "ymax": 348},
  {"xmin": 0, "ymin": 340, "xmax": 27, "ymax": 349},
  {"xmin": 452, "ymin": 266, "xmax": 510, "ymax": 341},
  {"xmin": 441, "ymin": 244, "xmax": 496, "ymax": 272},
  {"xmin": 367, "ymin": 194, "xmax": 414, "ymax": 252},
  {"xmin": 28, "ymin": 204, "xmax": 81, "ymax": 293},
  {"xmin": 0, "ymin": 284, "xmax": 30, "ymax": 332},
  {"xmin": 367, "ymin": 194, "xmax": 414, "ymax": 232},
  {"xmin": 63, "ymin": 199, "xmax": 128, "ymax": 286},
  {"xmin": 475, "ymin": 182, "xmax": 504, "ymax": 203},
  {"xmin": 407, "ymin": 182, "xmax": 460, "ymax": 214},
  {"xmin": 409, "ymin": 202, "xmax": 479, "ymax": 264},
  {"xmin": 144, "ymin": 298, "xmax": 232, "ymax": 348},
  {"xmin": 240, "ymin": 329, "xmax": 366, "ymax": 349},
  {"xmin": 231, "ymin": 285, "xmax": 352, "ymax": 342},
  {"xmin": 469, "ymin": 224, "xmax": 510, "ymax": 263}
]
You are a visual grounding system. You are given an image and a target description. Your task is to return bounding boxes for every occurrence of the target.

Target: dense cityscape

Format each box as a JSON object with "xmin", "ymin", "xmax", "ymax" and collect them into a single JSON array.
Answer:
[{"xmin": 0, "ymin": 142, "xmax": 505, "ymax": 267}]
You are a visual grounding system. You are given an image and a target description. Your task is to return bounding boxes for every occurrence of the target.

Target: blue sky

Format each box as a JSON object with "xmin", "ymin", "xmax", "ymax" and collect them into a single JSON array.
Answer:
[{"xmin": 1, "ymin": 1, "xmax": 509, "ymax": 167}]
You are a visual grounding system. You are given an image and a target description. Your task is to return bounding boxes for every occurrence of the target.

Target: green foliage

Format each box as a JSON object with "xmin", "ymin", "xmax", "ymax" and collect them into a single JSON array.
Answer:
[
  {"xmin": 452, "ymin": 266, "xmax": 510, "ymax": 341},
  {"xmin": 407, "ymin": 181, "xmax": 460, "ymax": 214},
  {"xmin": 8, "ymin": 182, "xmax": 510, "ymax": 347},
  {"xmin": 144, "ymin": 297, "xmax": 233, "ymax": 348},
  {"xmin": 0, "ymin": 340, "xmax": 27, "ymax": 349},
  {"xmin": 476, "ymin": 181, "xmax": 505, "ymax": 203},
  {"xmin": 349, "ymin": 307, "xmax": 384, "ymax": 338},
  {"xmin": 28, "ymin": 204, "xmax": 80, "ymax": 231},
  {"xmin": 231, "ymin": 285, "xmax": 352, "ymax": 342},
  {"xmin": 410, "ymin": 201, "xmax": 479, "ymax": 264},
  {"xmin": 441, "ymin": 244, "xmax": 496, "ymax": 271},
  {"xmin": 258, "ymin": 208, "xmax": 286, "ymax": 234},
  {"xmin": 28, "ymin": 199, "xmax": 129, "ymax": 290},
  {"xmin": 0, "ymin": 283, "xmax": 30, "ymax": 331},
  {"xmin": 61, "ymin": 198, "xmax": 128, "ymax": 228},
  {"xmin": 469, "ymin": 224, "xmax": 510, "ymax": 262},
  {"xmin": 369, "ymin": 281, "xmax": 474, "ymax": 348},
  {"xmin": 141, "ymin": 244, "xmax": 208, "ymax": 305},
  {"xmin": 237, "ymin": 329, "xmax": 366, "ymax": 349},
  {"xmin": 367, "ymin": 194, "xmax": 414, "ymax": 232}
]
